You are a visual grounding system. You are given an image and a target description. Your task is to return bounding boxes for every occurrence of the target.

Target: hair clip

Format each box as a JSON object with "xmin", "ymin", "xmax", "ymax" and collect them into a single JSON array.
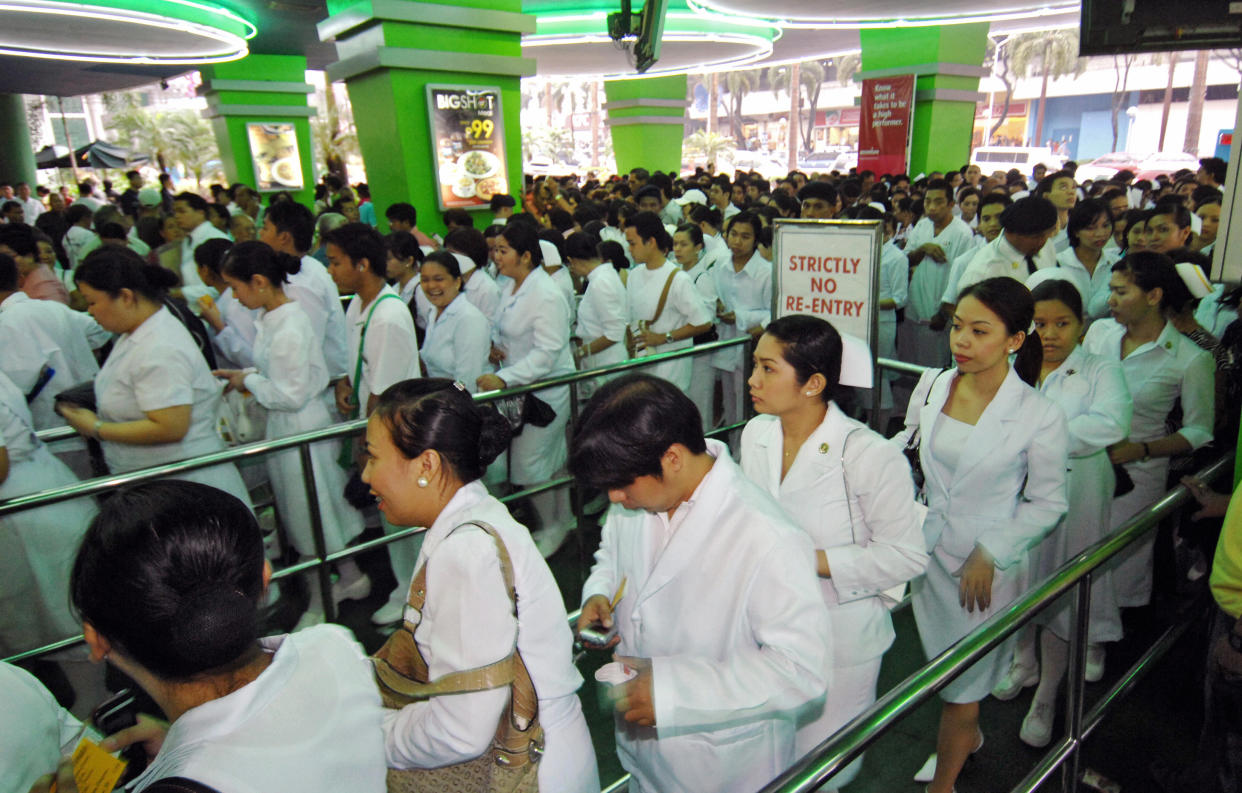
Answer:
[{"xmin": 452, "ymin": 381, "xmax": 467, "ymax": 392}]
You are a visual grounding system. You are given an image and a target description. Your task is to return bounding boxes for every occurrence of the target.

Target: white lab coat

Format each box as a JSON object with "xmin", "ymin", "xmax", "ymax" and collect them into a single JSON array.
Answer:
[
  {"xmin": 290, "ymin": 255, "xmax": 350, "ymax": 381},
  {"xmin": 0, "ymin": 662, "xmax": 83, "ymax": 793},
  {"xmin": 242, "ymin": 302, "xmax": 363, "ymax": 556},
  {"xmin": 1030, "ymin": 346, "xmax": 1131, "ymax": 642},
  {"xmin": 0, "ymin": 291, "xmax": 108, "ymax": 432},
  {"xmin": 1083, "ymin": 319, "xmax": 1215, "ymax": 607},
  {"xmin": 741, "ymin": 406, "xmax": 928, "ymax": 762},
  {"xmin": 493, "ymin": 267, "xmax": 574, "ymax": 485},
  {"xmin": 574, "ymin": 264, "xmax": 628, "ymax": 400},
  {"xmin": 581, "ymin": 440, "xmax": 831, "ymax": 793},
  {"xmin": 462, "ymin": 265, "xmax": 502, "ymax": 322},
  {"xmin": 877, "ymin": 240, "xmax": 909, "ymax": 408},
  {"xmin": 626, "ymin": 261, "xmax": 714, "ymax": 392},
  {"xmin": 421, "ymin": 294, "xmax": 492, "ymax": 392},
  {"xmin": 899, "ymin": 366, "xmax": 1068, "ymax": 702},
  {"xmin": 901, "ymin": 217, "xmax": 975, "ymax": 370},
  {"xmin": 385, "ymin": 481, "xmax": 599, "ymax": 792},
  {"xmin": 344, "ymin": 285, "xmax": 421, "ymax": 412},
  {"xmin": 94, "ymin": 306, "xmax": 251, "ymax": 508},
  {"xmin": 209, "ymin": 287, "xmax": 259, "ymax": 369},
  {"xmin": 179, "ymin": 221, "xmax": 229, "ymax": 306},
  {"xmin": 0, "ymin": 372, "xmax": 96, "ymax": 655},
  {"xmin": 62, "ymin": 225, "xmax": 99, "ymax": 269},
  {"xmin": 1195, "ymin": 284, "xmax": 1239, "ymax": 338},
  {"xmin": 683, "ymin": 253, "xmax": 720, "ymax": 429},
  {"xmin": 130, "ymin": 625, "xmax": 387, "ymax": 793},
  {"xmin": 712, "ymin": 249, "xmax": 771, "ymax": 370},
  {"xmin": 955, "ymin": 232, "xmax": 1058, "ymax": 292},
  {"xmin": 1055, "ymin": 246, "xmax": 1120, "ymax": 321}
]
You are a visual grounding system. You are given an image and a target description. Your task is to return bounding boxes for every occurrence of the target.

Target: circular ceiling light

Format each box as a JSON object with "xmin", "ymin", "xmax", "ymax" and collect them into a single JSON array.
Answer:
[
  {"xmin": 685, "ymin": 0, "xmax": 1079, "ymax": 29},
  {"xmin": 526, "ymin": 9, "xmax": 780, "ymax": 78},
  {"xmin": 0, "ymin": 0, "xmax": 253, "ymax": 65}
]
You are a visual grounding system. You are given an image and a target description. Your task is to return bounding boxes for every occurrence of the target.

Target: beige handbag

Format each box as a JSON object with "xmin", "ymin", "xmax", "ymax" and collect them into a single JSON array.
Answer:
[{"xmin": 372, "ymin": 521, "xmax": 543, "ymax": 793}]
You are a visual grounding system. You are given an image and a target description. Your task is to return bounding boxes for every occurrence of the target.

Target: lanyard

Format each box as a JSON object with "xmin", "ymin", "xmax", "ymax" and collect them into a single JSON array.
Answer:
[{"xmin": 346, "ymin": 292, "xmax": 403, "ymax": 420}]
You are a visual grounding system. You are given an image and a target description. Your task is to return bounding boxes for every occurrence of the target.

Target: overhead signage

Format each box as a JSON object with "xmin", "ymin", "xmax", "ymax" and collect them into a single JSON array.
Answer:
[
  {"xmin": 858, "ymin": 74, "xmax": 915, "ymax": 177},
  {"xmin": 426, "ymin": 84, "xmax": 510, "ymax": 212}
]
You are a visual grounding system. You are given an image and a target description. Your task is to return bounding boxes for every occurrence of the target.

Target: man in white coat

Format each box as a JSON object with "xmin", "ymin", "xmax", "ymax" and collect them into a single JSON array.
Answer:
[
  {"xmin": 955, "ymin": 195, "xmax": 1059, "ymax": 292},
  {"xmin": 572, "ymin": 374, "xmax": 831, "ymax": 793},
  {"xmin": 173, "ymin": 191, "xmax": 230, "ymax": 307}
]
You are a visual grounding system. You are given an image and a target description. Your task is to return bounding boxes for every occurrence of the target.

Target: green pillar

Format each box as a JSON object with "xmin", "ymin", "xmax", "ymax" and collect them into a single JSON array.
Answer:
[
  {"xmin": 198, "ymin": 55, "xmax": 317, "ymax": 207},
  {"xmin": 859, "ymin": 24, "xmax": 989, "ymax": 176},
  {"xmin": 0, "ymin": 94, "xmax": 36, "ymax": 187},
  {"xmin": 604, "ymin": 76, "xmax": 688, "ymax": 174},
  {"xmin": 318, "ymin": 0, "xmax": 534, "ymax": 234}
]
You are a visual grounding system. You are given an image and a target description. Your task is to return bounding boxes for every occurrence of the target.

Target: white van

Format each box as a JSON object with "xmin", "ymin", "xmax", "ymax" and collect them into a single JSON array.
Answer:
[{"xmin": 970, "ymin": 146, "xmax": 1066, "ymax": 172}]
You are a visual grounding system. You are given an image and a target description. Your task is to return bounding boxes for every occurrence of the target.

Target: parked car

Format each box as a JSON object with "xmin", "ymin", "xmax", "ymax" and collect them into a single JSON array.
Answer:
[
  {"xmin": 1133, "ymin": 151, "xmax": 1200, "ymax": 181},
  {"xmin": 970, "ymin": 146, "xmax": 1066, "ymax": 173},
  {"xmin": 1075, "ymin": 152, "xmax": 1145, "ymax": 182}
]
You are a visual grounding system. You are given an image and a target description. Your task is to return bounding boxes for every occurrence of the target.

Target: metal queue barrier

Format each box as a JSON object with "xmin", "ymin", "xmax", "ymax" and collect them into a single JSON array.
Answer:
[
  {"xmin": 760, "ymin": 451, "xmax": 1233, "ymax": 793},
  {"xmin": 6, "ymin": 348, "xmax": 1228, "ymax": 793},
  {"xmin": 4, "ymin": 334, "xmax": 759, "ymax": 663}
]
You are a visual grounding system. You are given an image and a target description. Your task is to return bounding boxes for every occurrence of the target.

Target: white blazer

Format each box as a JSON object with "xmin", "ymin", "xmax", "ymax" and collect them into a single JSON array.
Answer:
[
  {"xmin": 740, "ymin": 406, "xmax": 928, "ymax": 665},
  {"xmin": 581, "ymin": 440, "xmax": 830, "ymax": 793},
  {"xmin": 899, "ymin": 366, "xmax": 1069, "ymax": 569}
]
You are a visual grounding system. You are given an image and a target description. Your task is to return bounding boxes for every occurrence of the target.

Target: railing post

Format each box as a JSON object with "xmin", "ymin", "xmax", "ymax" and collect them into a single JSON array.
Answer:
[
  {"xmin": 1061, "ymin": 572, "xmax": 1092, "ymax": 793},
  {"xmin": 567, "ymin": 376, "xmax": 585, "ymax": 572},
  {"xmin": 298, "ymin": 442, "xmax": 335, "ymax": 623}
]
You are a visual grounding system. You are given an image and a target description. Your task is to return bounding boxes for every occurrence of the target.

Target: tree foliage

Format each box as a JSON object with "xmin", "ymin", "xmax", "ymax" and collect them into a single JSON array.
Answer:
[
  {"xmin": 723, "ymin": 69, "xmax": 760, "ymax": 142},
  {"xmin": 104, "ymin": 92, "xmax": 220, "ymax": 183},
  {"xmin": 683, "ymin": 129, "xmax": 735, "ymax": 164},
  {"xmin": 767, "ymin": 60, "xmax": 827, "ymax": 156}
]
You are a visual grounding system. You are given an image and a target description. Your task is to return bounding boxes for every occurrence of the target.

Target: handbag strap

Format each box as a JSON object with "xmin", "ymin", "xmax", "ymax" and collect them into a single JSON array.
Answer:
[
  {"xmin": 373, "ymin": 520, "xmax": 536, "ymax": 725},
  {"xmin": 346, "ymin": 292, "xmax": 403, "ymax": 420},
  {"xmin": 649, "ymin": 270, "xmax": 678, "ymax": 326}
]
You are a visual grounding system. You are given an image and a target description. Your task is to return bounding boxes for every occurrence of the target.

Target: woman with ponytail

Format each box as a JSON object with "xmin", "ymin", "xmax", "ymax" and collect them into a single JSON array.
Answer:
[
  {"xmin": 60, "ymin": 248, "xmax": 251, "ymax": 509},
  {"xmin": 60, "ymin": 480, "xmax": 386, "ymax": 792},
  {"xmin": 898, "ymin": 276, "xmax": 1069, "ymax": 793},
  {"xmin": 212, "ymin": 241, "xmax": 367, "ymax": 628},
  {"xmin": 362, "ymin": 379, "xmax": 599, "ymax": 792},
  {"xmin": 1083, "ymin": 252, "xmax": 1214, "ymax": 610}
]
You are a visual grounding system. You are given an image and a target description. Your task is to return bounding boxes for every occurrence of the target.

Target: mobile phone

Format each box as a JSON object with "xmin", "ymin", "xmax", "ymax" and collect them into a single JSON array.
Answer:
[
  {"xmin": 91, "ymin": 689, "xmax": 149, "ymax": 784},
  {"xmin": 578, "ymin": 622, "xmax": 618, "ymax": 647}
]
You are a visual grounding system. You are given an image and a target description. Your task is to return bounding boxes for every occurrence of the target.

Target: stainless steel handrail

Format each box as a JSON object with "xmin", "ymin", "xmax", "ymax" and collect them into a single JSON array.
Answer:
[{"xmin": 759, "ymin": 451, "xmax": 1232, "ymax": 793}]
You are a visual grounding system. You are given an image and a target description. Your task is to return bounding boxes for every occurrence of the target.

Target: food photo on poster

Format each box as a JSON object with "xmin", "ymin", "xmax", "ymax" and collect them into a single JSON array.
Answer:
[{"xmin": 426, "ymin": 85, "xmax": 510, "ymax": 211}]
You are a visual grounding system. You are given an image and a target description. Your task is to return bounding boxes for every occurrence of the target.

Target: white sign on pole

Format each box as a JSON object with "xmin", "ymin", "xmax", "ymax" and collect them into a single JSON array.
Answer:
[{"xmin": 772, "ymin": 218, "xmax": 883, "ymax": 349}]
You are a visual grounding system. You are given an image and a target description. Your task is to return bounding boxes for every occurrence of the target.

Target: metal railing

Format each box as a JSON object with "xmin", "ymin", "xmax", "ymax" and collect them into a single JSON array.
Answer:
[
  {"xmin": 3, "ymin": 334, "xmax": 762, "ymax": 663},
  {"xmin": 760, "ymin": 451, "xmax": 1232, "ymax": 793}
]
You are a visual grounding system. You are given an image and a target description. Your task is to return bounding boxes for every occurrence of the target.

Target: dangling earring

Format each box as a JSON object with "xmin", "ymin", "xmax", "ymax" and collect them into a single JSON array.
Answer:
[{"xmin": 417, "ymin": 477, "xmax": 429, "ymax": 488}]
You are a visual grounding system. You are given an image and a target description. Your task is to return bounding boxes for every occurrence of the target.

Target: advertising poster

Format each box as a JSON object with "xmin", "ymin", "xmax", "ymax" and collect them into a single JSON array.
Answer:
[
  {"xmin": 772, "ymin": 218, "xmax": 882, "ymax": 356},
  {"xmin": 426, "ymin": 85, "xmax": 510, "ymax": 211},
  {"xmin": 247, "ymin": 123, "xmax": 303, "ymax": 192},
  {"xmin": 857, "ymin": 75, "xmax": 915, "ymax": 177}
]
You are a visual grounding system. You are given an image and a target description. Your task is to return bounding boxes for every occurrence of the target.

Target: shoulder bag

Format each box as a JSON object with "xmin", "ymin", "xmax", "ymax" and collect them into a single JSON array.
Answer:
[
  {"xmin": 372, "ymin": 520, "xmax": 543, "ymax": 793},
  {"xmin": 338, "ymin": 292, "xmax": 405, "ymax": 483},
  {"xmin": 902, "ymin": 368, "xmax": 948, "ymax": 496},
  {"xmin": 624, "ymin": 270, "xmax": 678, "ymax": 358}
]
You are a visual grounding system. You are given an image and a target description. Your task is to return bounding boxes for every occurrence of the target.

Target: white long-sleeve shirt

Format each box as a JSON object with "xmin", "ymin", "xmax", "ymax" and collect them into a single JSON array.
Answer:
[{"xmin": 421, "ymin": 295, "xmax": 492, "ymax": 391}]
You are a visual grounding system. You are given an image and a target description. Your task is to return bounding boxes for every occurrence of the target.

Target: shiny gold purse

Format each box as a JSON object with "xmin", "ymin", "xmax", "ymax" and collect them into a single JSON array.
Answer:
[{"xmin": 372, "ymin": 521, "xmax": 542, "ymax": 793}]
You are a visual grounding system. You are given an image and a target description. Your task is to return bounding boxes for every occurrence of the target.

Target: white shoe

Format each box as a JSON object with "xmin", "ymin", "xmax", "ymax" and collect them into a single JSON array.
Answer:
[
  {"xmin": 532, "ymin": 522, "xmax": 572, "ymax": 558},
  {"xmin": 1085, "ymin": 644, "xmax": 1105, "ymax": 683},
  {"xmin": 992, "ymin": 662, "xmax": 1038, "ymax": 701},
  {"xmin": 294, "ymin": 608, "xmax": 325, "ymax": 632},
  {"xmin": 332, "ymin": 573, "xmax": 372, "ymax": 605},
  {"xmin": 1019, "ymin": 701, "xmax": 1054, "ymax": 748},
  {"xmin": 371, "ymin": 592, "xmax": 407, "ymax": 626},
  {"xmin": 913, "ymin": 732, "xmax": 982, "ymax": 783}
]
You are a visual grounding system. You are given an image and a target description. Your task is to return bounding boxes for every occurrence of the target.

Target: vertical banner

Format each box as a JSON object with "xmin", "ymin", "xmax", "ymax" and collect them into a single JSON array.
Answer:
[
  {"xmin": 858, "ymin": 75, "xmax": 915, "ymax": 177},
  {"xmin": 772, "ymin": 218, "xmax": 883, "ymax": 389},
  {"xmin": 426, "ymin": 84, "xmax": 511, "ymax": 212},
  {"xmin": 246, "ymin": 123, "xmax": 303, "ymax": 192}
]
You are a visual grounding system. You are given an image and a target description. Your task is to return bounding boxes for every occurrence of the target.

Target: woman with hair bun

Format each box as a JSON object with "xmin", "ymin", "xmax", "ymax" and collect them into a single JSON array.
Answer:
[
  {"xmin": 59, "ymin": 248, "xmax": 251, "ymax": 509},
  {"xmin": 53, "ymin": 480, "xmax": 386, "ymax": 792},
  {"xmin": 212, "ymin": 241, "xmax": 367, "ymax": 627},
  {"xmin": 899, "ymin": 277, "xmax": 1068, "ymax": 793},
  {"xmin": 741, "ymin": 314, "xmax": 928, "ymax": 786},
  {"xmin": 1084, "ymin": 252, "xmax": 1214, "ymax": 610},
  {"xmin": 362, "ymin": 379, "xmax": 599, "ymax": 792}
]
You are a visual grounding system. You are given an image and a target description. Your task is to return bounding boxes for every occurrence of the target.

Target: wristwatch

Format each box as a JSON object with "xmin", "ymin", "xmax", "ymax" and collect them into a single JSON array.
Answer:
[
  {"xmin": 665, "ymin": 331, "xmax": 675, "ymax": 344},
  {"xmin": 1140, "ymin": 442, "xmax": 1151, "ymax": 462}
]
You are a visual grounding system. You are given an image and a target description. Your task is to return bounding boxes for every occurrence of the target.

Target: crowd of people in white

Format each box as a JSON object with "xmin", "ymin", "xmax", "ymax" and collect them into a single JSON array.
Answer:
[{"xmin": 0, "ymin": 152, "xmax": 1234, "ymax": 793}]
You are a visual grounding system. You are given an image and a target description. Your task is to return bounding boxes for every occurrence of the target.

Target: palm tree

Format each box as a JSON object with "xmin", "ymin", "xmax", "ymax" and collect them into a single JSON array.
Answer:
[
  {"xmin": 832, "ymin": 54, "xmax": 861, "ymax": 87},
  {"xmin": 768, "ymin": 60, "xmax": 828, "ymax": 166},
  {"xmin": 1109, "ymin": 53, "xmax": 1138, "ymax": 151},
  {"xmin": 724, "ymin": 69, "xmax": 759, "ymax": 145},
  {"xmin": 1010, "ymin": 30, "xmax": 1085, "ymax": 147},
  {"xmin": 1184, "ymin": 50, "xmax": 1210, "ymax": 155},
  {"xmin": 684, "ymin": 129, "xmax": 735, "ymax": 165},
  {"xmin": 984, "ymin": 37, "xmax": 1015, "ymax": 145},
  {"xmin": 312, "ymin": 82, "xmax": 357, "ymax": 183}
]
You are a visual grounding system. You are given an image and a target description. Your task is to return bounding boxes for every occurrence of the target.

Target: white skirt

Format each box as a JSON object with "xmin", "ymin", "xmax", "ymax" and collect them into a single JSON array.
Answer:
[
  {"xmin": 1030, "ymin": 450, "xmax": 1123, "ymax": 642},
  {"xmin": 1105, "ymin": 456, "xmax": 1168, "ymax": 608},
  {"xmin": 913, "ymin": 547, "xmax": 1024, "ymax": 703}
]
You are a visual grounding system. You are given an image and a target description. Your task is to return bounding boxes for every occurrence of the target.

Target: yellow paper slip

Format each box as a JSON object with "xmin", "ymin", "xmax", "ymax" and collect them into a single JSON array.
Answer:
[{"xmin": 68, "ymin": 738, "xmax": 127, "ymax": 793}]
